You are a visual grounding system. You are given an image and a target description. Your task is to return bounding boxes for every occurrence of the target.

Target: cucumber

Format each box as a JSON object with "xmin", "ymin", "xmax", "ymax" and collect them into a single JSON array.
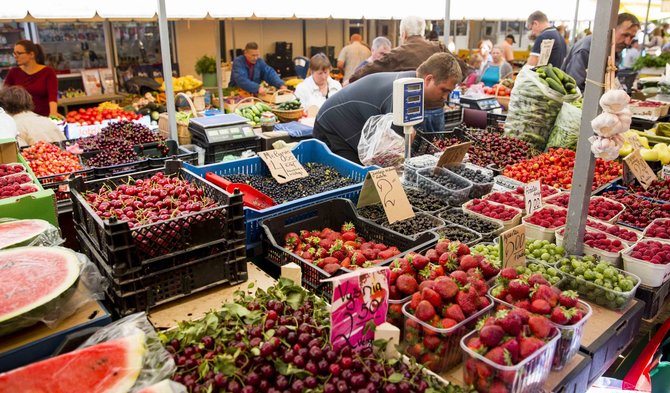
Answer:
[
  {"xmin": 553, "ymin": 67, "xmax": 566, "ymax": 82},
  {"xmin": 538, "ymin": 78, "xmax": 550, "ymax": 86},
  {"xmin": 234, "ymin": 109, "xmax": 242, "ymax": 116},
  {"xmin": 544, "ymin": 65, "xmax": 558, "ymax": 82},
  {"xmin": 565, "ymin": 83, "xmax": 575, "ymax": 91},
  {"xmin": 251, "ymin": 105, "xmax": 260, "ymax": 115},
  {"xmin": 547, "ymin": 77, "xmax": 567, "ymax": 94},
  {"xmin": 565, "ymin": 75, "xmax": 576, "ymax": 85}
]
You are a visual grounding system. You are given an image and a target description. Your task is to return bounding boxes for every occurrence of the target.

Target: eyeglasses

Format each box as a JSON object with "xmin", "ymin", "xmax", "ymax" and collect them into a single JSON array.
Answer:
[{"xmin": 12, "ymin": 51, "xmax": 26, "ymax": 57}]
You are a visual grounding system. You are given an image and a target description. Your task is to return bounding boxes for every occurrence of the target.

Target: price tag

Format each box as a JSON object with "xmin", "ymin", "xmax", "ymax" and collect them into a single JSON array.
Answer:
[
  {"xmin": 258, "ymin": 148, "xmax": 308, "ymax": 184},
  {"xmin": 436, "ymin": 142, "xmax": 472, "ymax": 168},
  {"xmin": 323, "ymin": 266, "xmax": 390, "ymax": 352},
  {"xmin": 499, "ymin": 225, "xmax": 526, "ymax": 269},
  {"xmin": 623, "ymin": 150, "xmax": 657, "ymax": 190},
  {"xmin": 537, "ymin": 39, "xmax": 555, "ymax": 67},
  {"xmin": 626, "ymin": 134, "xmax": 643, "ymax": 150},
  {"xmin": 663, "ymin": 165, "xmax": 670, "ymax": 180},
  {"xmin": 524, "ymin": 180, "xmax": 543, "ymax": 215},
  {"xmin": 357, "ymin": 167, "xmax": 414, "ymax": 224}
]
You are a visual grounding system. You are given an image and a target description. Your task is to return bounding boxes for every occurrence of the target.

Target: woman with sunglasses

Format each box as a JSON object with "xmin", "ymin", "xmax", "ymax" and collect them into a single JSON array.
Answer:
[{"xmin": 3, "ymin": 40, "xmax": 61, "ymax": 118}]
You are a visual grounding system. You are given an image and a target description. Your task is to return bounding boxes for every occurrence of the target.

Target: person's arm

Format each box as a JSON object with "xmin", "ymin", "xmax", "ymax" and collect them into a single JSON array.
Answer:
[
  {"xmin": 231, "ymin": 58, "xmax": 260, "ymax": 94},
  {"xmin": 337, "ymin": 47, "xmax": 346, "ymax": 71},
  {"xmin": 505, "ymin": 46, "xmax": 515, "ymax": 62},
  {"xmin": 526, "ymin": 37, "xmax": 543, "ymax": 66},
  {"xmin": 46, "ymin": 68, "xmax": 62, "ymax": 118},
  {"xmin": 260, "ymin": 61, "xmax": 286, "ymax": 90},
  {"xmin": 563, "ymin": 48, "xmax": 589, "ymax": 93}
]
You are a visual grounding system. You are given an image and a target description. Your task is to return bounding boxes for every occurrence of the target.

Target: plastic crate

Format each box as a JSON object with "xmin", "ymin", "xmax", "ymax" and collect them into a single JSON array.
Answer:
[
  {"xmin": 557, "ymin": 265, "xmax": 640, "ymax": 311},
  {"xmin": 403, "ymin": 155, "xmax": 438, "ymax": 186},
  {"xmin": 69, "ymin": 160, "xmax": 245, "ymax": 274},
  {"xmin": 486, "ymin": 112, "xmax": 507, "ymax": 130},
  {"xmin": 144, "ymin": 140, "xmax": 198, "ymax": 168},
  {"xmin": 77, "ymin": 228, "xmax": 246, "ymax": 316},
  {"xmin": 434, "ymin": 224, "xmax": 483, "ymax": 246},
  {"xmin": 186, "ymin": 139, "xmax": 377, "ymax": 251},
  {"xmin": 635, "ymin": 279, "xmax": 670, "ymax": 319},
  {"xmin": 445, "ymin": 107, "xmax": 463, "ymax": 124},
  {"xmin": 410, "ymin": 129, "xmax": 466, "ymax": 157},
  {"xmin": 443, "ymin": 162, "xmax": 494, "ymax": 198},
  {"xmin": 416, "ymin": 167, "xmax": 473, "ymax": 206},
  {"xmin": 190, "ymin": 132, "xmax": 262, "ymax": 164},
  {"xmin": 463, "ymin": 199, "xmax": 522, "ymax": 231},
  {"xmin": 261, "ymin": 198, "xmax": 438, "ymax": 299}
]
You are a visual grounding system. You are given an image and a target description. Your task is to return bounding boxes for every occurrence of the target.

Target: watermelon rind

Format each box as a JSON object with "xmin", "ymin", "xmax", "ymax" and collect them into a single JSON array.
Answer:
[
  {"xmin": 104, "ymin": 333, "xmax": 146, "ymax": 393},
  {"xmin": 0, "ymin": 219, "xmax": 53, "ymax": 249},
  {"xmin": 0, "ymin": 247, "xmax": 80, "ymax": 336}
]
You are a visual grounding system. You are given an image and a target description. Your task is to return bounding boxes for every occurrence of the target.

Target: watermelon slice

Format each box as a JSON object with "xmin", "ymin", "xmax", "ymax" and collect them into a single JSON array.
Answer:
[
  {"xmin": 0, "ymin": 247, "xmax": 80, "ymax": 335},
  {"xmin": 0, "ymin": 219, "xmax": 53, "ymax": 249},
  {"xmin": 0, "ymin": 333, "xmax": 145, "ymax": 392}
]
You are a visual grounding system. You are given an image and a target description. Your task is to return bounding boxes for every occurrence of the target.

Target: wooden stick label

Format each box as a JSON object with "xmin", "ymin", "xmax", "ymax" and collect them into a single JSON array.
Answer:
[
  {"xmin": 258, "ymin": 148, "xmax": 308, "ymax": 184},
  {"xmin": 357, "ymin": 167, "xmax": 414, "ymax": 224}
]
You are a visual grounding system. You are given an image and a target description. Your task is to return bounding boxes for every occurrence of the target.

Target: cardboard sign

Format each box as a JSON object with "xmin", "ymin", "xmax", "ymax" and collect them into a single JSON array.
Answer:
[
  {"xmin": 626, "ymin": 134, "xmax": 643, "ymax": 150},
  {"xmin": 357, "ymin": 167, "xmax": 414, "ymax": 224},
  {"xmin": 663, "ymin": 165, "xmax": 670, "ymax": 180},
  {"xmin": 537, "ymin": 39, "xmax": 555, "ymax": 67},
  {"xmin": 258, "ymin": 148, "xmax": 308, "ymax": 184},
  {"xmin": 524, "ymin": 180, "xmax": 543, "ymax": 215},
  {"xmin": 436, "ymin": 142, "xmax": 472, "ymax": 168},
  {"xmin": 623, "ymin": 150, "xmax": 657, "ymax": 190},
  {"xmin": 323, "ymin": 267, "xmax": 390, "ymax": 352},
  {"xmin": 499, "ymin": 225, "xmax": 526, "ymax": 269}
]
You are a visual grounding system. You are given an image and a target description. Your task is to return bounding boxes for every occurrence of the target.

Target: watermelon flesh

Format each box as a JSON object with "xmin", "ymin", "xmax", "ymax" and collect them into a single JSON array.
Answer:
[
  {"xmin": 0, "ymin": 247, "xmax": 80, "ymax": 335},
  {"xmin": 137, "ymin": 380, "xmax": 186, "ymax": 393},
  {"xmin": 0, "ymin": 333, "xmax": 145, "ymax": 393},
  {"xmin": 0, "ymin": 219, "xmax": 52, "ymax": 249}
]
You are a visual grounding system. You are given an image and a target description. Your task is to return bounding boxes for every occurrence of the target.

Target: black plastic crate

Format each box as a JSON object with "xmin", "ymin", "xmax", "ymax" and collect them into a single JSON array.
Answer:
[
  {"xmin": 630, "ymin": 116, "xmax": 658, "ymax": 132},
  {"xmin": 69, "ymin": 160, "xmax": 245, "ymax": 274},
  {"xmin": 486, "ymin": 112, "xmax": 507, "ymax": 131},
  {"xmin": 444, "ymin": 107, "xmax": 463, "ymax": 125},
  {"xmin": 146, "ymin": 140, "xmax": 198, "ymax": 168},
  {"xmin": 635, "ymin": 279, "xmax": 670, "ymax": 320},
  {"xmin": 261, "ymin": 198, "xmax": 438, "ymax": 299},
  {"xmin": 411, "ymin": 128, "xmax": 467, "ymax": 157},
  {"xmin": 77, "ymin": 228, "xmax": 247, "ymax": 316},
  {"xmin": 190, "ymin": 133, "xmax": 262, "ymax": 164}
]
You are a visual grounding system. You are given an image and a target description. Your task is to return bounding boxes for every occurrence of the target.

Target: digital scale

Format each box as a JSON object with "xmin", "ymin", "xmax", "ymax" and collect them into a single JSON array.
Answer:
[
  {"xmin": 392, "ymin": 77, "xmax": 424, "ymax": 159},
  {"xmin": 188, "ymin": 114, "xmax": 257, "ymax": 145},
  {"xmin": 459, "ymin": 96, "xmax": 502, "ymax": 112}
]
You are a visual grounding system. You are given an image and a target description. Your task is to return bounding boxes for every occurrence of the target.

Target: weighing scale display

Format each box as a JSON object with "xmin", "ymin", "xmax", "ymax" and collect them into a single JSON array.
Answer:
[
  {"xmin": 190, "ymin": 114, "xmax": 259, "ymax": 144},
  {"xmin": 393, "ymin": 78, "xmax": 424, "ymax": 126}
]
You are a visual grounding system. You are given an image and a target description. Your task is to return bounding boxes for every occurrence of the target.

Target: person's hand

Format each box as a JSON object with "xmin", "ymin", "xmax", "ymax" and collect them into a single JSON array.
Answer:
[
  {"xmin": 258, "ymin": 86, "xmax": 266, "ymax": 95},
  {"xmin": 49, "ymin": 112, "xmax": 64, "ymax": 120}
]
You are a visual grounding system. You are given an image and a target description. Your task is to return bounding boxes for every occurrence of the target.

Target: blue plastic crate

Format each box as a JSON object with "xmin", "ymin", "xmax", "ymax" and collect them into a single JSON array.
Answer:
[{"xmin": 186, "ymin": 139, "xmax": 377, "ymax": 251}]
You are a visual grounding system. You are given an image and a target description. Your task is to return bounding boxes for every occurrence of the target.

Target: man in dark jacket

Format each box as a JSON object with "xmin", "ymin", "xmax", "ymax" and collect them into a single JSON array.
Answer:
[{"xmin": 229, "ymin": 42, "xmax": 286, "ymax": 94}]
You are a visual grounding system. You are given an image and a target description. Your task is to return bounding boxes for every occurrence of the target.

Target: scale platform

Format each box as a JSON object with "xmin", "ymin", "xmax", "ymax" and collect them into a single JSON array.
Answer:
[
  {"xmin": 188, "ymin": 114, "xmax": 257, "ymax": 145},
  {"xmin": 460, "ymin": 96, "xmax": 502, "ymax": 112}
]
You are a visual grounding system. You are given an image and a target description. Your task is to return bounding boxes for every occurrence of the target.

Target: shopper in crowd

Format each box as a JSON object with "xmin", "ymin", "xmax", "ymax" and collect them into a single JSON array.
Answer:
[
  {"xmin": 426, "ymin": 30, "xmax": 439, "ymax": 41},
  {"xmin": 478, "ymin": 46, "xmax": 514, "ymax": 87},
  {"xmin": 562, "ymin": 13, "xmax": 640, "ymax": 93},
  {"xmin": 355, "ymin": 36, "xmax": 392, "ymax": 72},
  {"xmin": 464, "ymin": 53, "xmax": 483, "ymax": 87},
  {"xmin": 501, "ymin": 34, "xmax": 516, "ymax": 62},
  {"xmin": 229, "ymin": 42, "xmax": 286, "ymax": 95},
  {"xmin": 348, "ymin": 16, "xmax": 462, "ymax": 83},
  {"xmin": 478, "ymin": 39, "xmax": 494, "ymax": 70},
  {"xmin": 2, "ymin": 40, "xmax": 59, "ymax": 118},
  {"xmin": 294, "ymin": 53, "xmax": 342, "ymax": 111},
  {"xmin": 337, "ymin": 34, "xmax": 371, "ymax": 84},
  {"xmin": 313, "ymin": 52, "xmax": 463, "ymax": 163},
  {"xmin": 525, "ymin": 11, "xmax": 567, "ymax": 67},
  {"xmin": 0, "ymin": 86, "xmax": 64, "ymax": 146},
  {"xmin": 623, "ymin": 39, "xmax": 641, "ymax": 69},
  {"xmin": 646, "ymin": 27, "xmax": 665, "ymax": 50}
]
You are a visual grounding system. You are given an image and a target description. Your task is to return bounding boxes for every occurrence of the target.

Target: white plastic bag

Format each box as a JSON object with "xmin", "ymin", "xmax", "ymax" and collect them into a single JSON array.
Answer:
[
  {"xmin": 547, "ymin": 102, "xmax": 582, "ymax": 150},
  {"xmin": 358, "ymin": 113, "xmax": 405, "ymax": 168}
]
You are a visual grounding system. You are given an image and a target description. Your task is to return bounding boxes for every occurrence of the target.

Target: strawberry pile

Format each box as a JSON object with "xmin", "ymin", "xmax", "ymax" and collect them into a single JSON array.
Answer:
[
  {"xmin": 21, "ymin": 141, "xmax": 84, "ymax": 177},
  {"xmin": 0, "ymin": 173, "xmax": 32, "ymax": 187},
  {"xmin": 587, "ymin": 219, "xmax": 639, "ymax": 243},
  {"xmin": 483, "ymin": 192, "xmax": 525, "ymax": 210},
  {"xmin": 645, "ymin": 219, "xmax": 670, "ymax": 240},
  {"xmin": 629, "ymin": 240, "xmax": 670, "ymax": 265},
  {"xmin": 495, "ymin": 263, "xmax": 562, "ymax": 287},
  {"xmin": 514, "ymin": 184, "xmax": 559, "ymax": 199},
  {"xmin": 0, "ymin": 183, "xmax": 38, "ymax": 199},
  {"xmin": 463, "ymin": 308, "xmax": 556, "ymax": 392},
  {"xmin": 602, "ymin": 189, "xmax": 670, "ymax": 229},
  {"xmin": 546, "ymin": 194, "xmax": 624, "ymax": 222},
  {"xmin": 283, "ymin": 223, "xmax": 400, "ymax": 274},
  {"xmin": 404, "ymin": 271, "xmax": 491, "ymax": 372},
  {"xmin": 524, "ymin": 207, "xmax": 567, "ymax": 229},
  {"xmin": 583, "ymin": 231, "xmax": 625, "ymax": 253},
  {"xmin": 492, "ymin": 272, "xmax": 585, "ymax": 326},
  {"xmin": 466, "ymin": 199, "xmax": 520, "ymax": 221},
  {"xmin": 0, "ymin": 163, "xmax": 24, "ymax": 177}
]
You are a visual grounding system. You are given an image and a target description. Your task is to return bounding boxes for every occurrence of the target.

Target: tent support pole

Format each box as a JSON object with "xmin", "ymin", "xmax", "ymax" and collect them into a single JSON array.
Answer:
[
  {"xmin": 572, "ymin": 0, "xmax": 580, "ymax": 43},
  {"xmin": 643, "ymin": 0, "xmax": 652, "ymax": 50},
  {"xmin": 216, "ymin": 20, "xmax": 224, "ymax": 110},
  {"xmin": 444, "ymin": 0, "xmax": 451, "ymax": 48},
  {"xmin": 157, "ymin": 0, "xmax": 177, "ymax": 142}
]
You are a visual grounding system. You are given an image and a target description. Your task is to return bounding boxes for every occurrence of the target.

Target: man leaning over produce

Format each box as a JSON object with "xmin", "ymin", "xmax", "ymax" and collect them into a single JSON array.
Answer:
[
  {"xmin": 229, "ymin": 42, "xmax": 286, "ymax": 95},
  {"xmin": 313, "ymin": 53, "xmax": 463, "ymax": 164},
  {"xmin": 562, "ymin": 13, "xmax": 640, "ymax": 93}
]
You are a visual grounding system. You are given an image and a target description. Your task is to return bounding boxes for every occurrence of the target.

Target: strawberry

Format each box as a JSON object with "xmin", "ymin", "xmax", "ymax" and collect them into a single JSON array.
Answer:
[
  {"xmin": 529, "ymin": 299, "xmax": 551, "ymax": 315},
  {"xmin": 331, "ymin": 249, "xmax": 347, "ymax": 261},
  {"xmin": 509, "ymin": 308, "xmax": 530, "ymax": 324},
  {"xmin": 456, "ymin": 242, "xmax": 470, "ymax": 256},
  {"xmin": 340, "ymin": 257, "xmax": 351, "ymax": 268},
  {"xmin": 327, "ymin": 231, "xmax": 341, "ymax": 241},
  {"xmin": 489, "ymin": 380, "xmax": 511, "ymax": 393},
  {"xmin": 500, "ymin": 267, "xmax": 518, "ymax": 280},
  {"xmin": 466, "ymin": 336, "xmax": 487, "ymax": 353},
  {"xmin": 495, "ymin": 310, "xmax": 522, "ymax": 336},
  {"xmin": 340, "ymin": 231, "xmax": 357, "ymax": 242},
  {"xmin": 411, "ymin": 254, "xmax": 430, "ymax": 270},
  {"xmin": 440, "ymin": 318, "xmax": 458, "ymax": 329},
  {"xmin": 341, "ymin": 222, "xmax": 355, "ymax": 233},
  {"xmin": 359, "ymin": 242, "xmax": 373, "ymax": 250},
  {"xmin": 480, "ymin": 324, "xmax": 505, "ymax": 347},
  {"xmin": 570, "ymin": 309, "xmax": 585, "ymax": 324},
  {"xmin": 362, "ymin": 248, "xmax": 378, "ymax": 261},
  {"xmin": 323, "ymin": 263, "xmax": 341, "ymax": 274},
  {"xmin": 409, "ymin": 292, "xmax": 422, "ymax": 310},
  {"xmin": 373, "ymin": 243, "xmax": 388, "ymax": 251},
  {"xmin": 480, "ymin": 258, "xmax": 500, "ymax": 279},
  {"xmin": 434, "ymin": 277, "xmax": 459, "ymax": 301},
  {"xmin": 321, "ymin": 256, "xmax": 339, "ymax": 266},
  {"xmin": 350, "ymin": 251, "xmax": 367, "ymax": 266},
  {"xmin": 391, "ymin": 258, "xmax": 412, "ymax": 275},
  {"xmin": 423, "ymin": 335, "xmax": 441, "ymax": 351},
  {"xmin": 425, "ymin": 249, "xmax": 439, "ymax": 264},
  {"xmin": 415, "ymin": 300, "xmax": 436, "ymax": 322},
  {"xmin": 386, "ymin": 246, "xmax": 400, "ymax": 255},
  {"xmin": 389, "ymin": 285, "xmax": 400, "ymax": 300},
  {"xmin": 479, "ymin": 296, "xmax": 491, "ymax": 309},
  {"xmin": 484, "ymin": 346, "xmax": 512, "ymax": 366},
  {"xmin": 459, "ymin": 254, "xmax": 479, "ymax": 271},
  {"xmin": 418, "ymin": 280, "xmax": 436, "ymax": 292},
  {"xmin": 528, "ymin": 315, "xmax": 552, "ymax": 338},
  {"xmin": 377, "ymin": 249, "xmax": 395, "ymax": 260},
  {"xmin": 450, "ymin": 270, "xmax": 468, "ymax": 285},
  {"xmin": 501, "ymin": 338, "xmax": 520, "ymax": 364},
  {"xmin": 435, "ymin": 240, "xmax": 451, "ymax": 255},
  {"xmin": 299, "ymin": 230, "xmax": 311, "ymax": 240},
  {"xmin": 519, "ymin": 336, "xmax": 545, "ymax": 360},
  {"xmin": 490, "ymin": 285, "xmax": 507, "ymax": 300},
  {"xmin": 508, "ymin": 279, "xmax": 530, "ymax": 300},
  {"xmin": 475, "ymin": 360, "xmax": 493, "ymax": 380},
  {"xmin": 532, "ymin": 284, "xmax": 559, "ymax": 308},
  {"xmin": 396, "ymin": 274, "xmax": 418, "ymax": 296},
  {"xmin": 318, "ymin": 238, "xmax": 333, "ymax": 250},
  {"xmin": 468, "ymin": 276, "xmax": 488, "ymax": 296},
  {"xmin": 438, "ymin": 251, "xmax": 458, "ymax": 270},
  {"xmin": 528, "ymin": 273, "xmax": 549, "ymax": 287},
  {"xmin": 550, "ymin": 307, "xmax": 572, "ymax": 325},
  {"xmin": 284, "ymin": 232, "xmax": 300, "ymax": 250},
  {"xmin": 514, "ymin": 299, "xmax": 531, "ymax": 310},
  {"xmin": 559, "ymin": 290, "xmax": 579, "ymax": 308},
  {"xmin": 421, "ymin": 287, "xmax": 442, "ymax": 309},
  {"xmin": 444, "ymin": 304, "xmax": 465, "ymax": 322},
  {"xmin": 320, "ymin": 227, "xmax": 334, "ymax": 236},
  {"xmin": 456, "ymin": 288, "xmax": 478, "ymax": 315}
]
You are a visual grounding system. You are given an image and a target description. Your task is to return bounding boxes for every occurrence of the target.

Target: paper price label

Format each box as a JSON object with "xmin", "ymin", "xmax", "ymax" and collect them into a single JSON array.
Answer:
[
  {"xmin": 624, "ymin": 150, "xmax": 657, "ymax": 190},
  {"xmin": 357, "ymin": 167, "xmax": 414, "ymax": 224},
  {"xmin": 258, "ymin": 148, "xmax": 308, "ymax": 184},
  {"xmin": 663, "ymin": 165, "xmax": 670, "ymax": 180},
  {"xmin": 524, "ymin": 180, "xmax": 543, "ymax": 216},
  {"xmin": 537, "ymin": 39, "xmax": 555, "ymax": 67},
  {"xmin": 436, "ymin": 142, "xmax": 472, "ymax": 168},
  {"xmin": 499, "ymin": 225, "xmax": 526, "ymax": 269},
  {"xmin": 626, "ymin": 135, "xmax": 643, "ymax": 150}
]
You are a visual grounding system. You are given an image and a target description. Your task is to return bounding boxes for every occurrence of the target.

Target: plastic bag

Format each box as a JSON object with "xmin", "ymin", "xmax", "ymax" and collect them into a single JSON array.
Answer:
[
  {"xmin": 0, "ymin": 246, "xmax": 107, "ymax": 336},
  {"xmin": 137, "ymin": 380, "xmax": 187, "ymax": 393},
  {"xmin": 546, "ymin": 102, "xmax": 582, "ymax": 150},
  {"xmin": 358, "ymin": 113, "xmax": 405, "ymax": 168},
  {"xmin": 0, "ymin": 218, "xmax": 64, "ymax": 249},
  {"xmin": 504, "ymin": 66, "xmax": 581, "ymax": 150}
]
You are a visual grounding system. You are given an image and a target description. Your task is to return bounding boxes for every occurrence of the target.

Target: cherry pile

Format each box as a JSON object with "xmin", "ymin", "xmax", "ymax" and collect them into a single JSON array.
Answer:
[
  {"xmin": 629, "ymin": 240, "xmax": 670, "ymax": 264},
  {"xmin": 431, "ymin": 137, "xmax": 461, "ymax": 150},
  {"xmin": 466, "ymin": 199, "xmax": 520, "ymax": 221},
  {"xmin": 602, "ymin": 189, "xmax": 670, "ymax": 229},
  {"xmin": 586, "ymin": 219, "xmax": 639, "ymax": 243},
  {"xmin": 629, "ymin": 178, "xmax": 670, "ymax": 201},
  {"xmin": 503, "ymin": 148, "xmax": 622, "ymax": 190},
  {"xmin": 76, "ymin": 121, "xmax": 164, "ymax": 152},
  {"xmin": 0, "ymin": 163, "xmax": 24, "ymax": 177},
  {"xmin": 464, "ymin": 130, "xmax": 535, "ymax": 169},
  {"xmin": 21, "ymin": 141, "xmax": 83, "ymax": 177},
  {"xmin": 525, "ymin": 207, "xmax": 567, "ymax": 229},
  {"xmin": 84, "ymin": 172, "xmax": 216, "ymax": 228},
  {"xmin": 483, "ymin": 191, "xmax": 525, "ymax": 210},
  {"xmin": 0, "ymin": 184, "xmax": 38, "ymax": 199},
  {"xmin": 547, "ymin": 194, "xmax": 624, "ymax": 222},
  {"xmin": 645, "ymin": 219, "xmax": 670, "ymax": 239},
  {"xmin": 0, "ymin": 173, "xmax": 32, "ymax": 187},
  {"xmin": 84, "ymin": 139, "xmax": 140, "ymax": 168}
]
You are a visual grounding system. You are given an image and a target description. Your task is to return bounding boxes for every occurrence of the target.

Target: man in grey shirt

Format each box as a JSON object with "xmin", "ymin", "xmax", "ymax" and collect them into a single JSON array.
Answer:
[
  {"xmin": 562, "ymin": 13, "xmax": 640, "ymax": 92},
  {"xmin": 313, "ymin": 53, "xmax": 463, "ymax": 163}
]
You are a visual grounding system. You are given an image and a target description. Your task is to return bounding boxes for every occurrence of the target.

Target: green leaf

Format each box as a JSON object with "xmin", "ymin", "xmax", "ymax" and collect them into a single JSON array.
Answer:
[
  {"xmin": 264, "ymin": 329, "xmax": 276, "ymax": 339},
  {"xmin": 273, "ymin": 359, "xmax": 311, "ymax": 378},
  {"xmin": 223, "ymin": 303, "xmax": 250, "ymax": 318},
  {"xmin": 286, "ymin": 291, "xmax": 305, "ymax": 310},
  {"xmin": 213, "ymin": 356, "xmax": 237, "ymax": 377},
  {"xmin": 251, "ymin": 347, "xmax": 261, "ymax": 356},
  {"xmin": 198, "ymin": 361, "xmax": 210, "ymax": 378},
  {"xmin": 388, "ymin": 373, "xmax": 404, "ymax": 383},
  {"xmin": 248, "ymin": 281, "xmax": 255, "ymax": 289}
]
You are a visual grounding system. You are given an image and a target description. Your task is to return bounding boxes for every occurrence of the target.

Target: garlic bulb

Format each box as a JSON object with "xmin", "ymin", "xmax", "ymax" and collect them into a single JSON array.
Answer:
[
  {"xmin": 591, "ymin": 112, "xmax": 625, "ymax": 137},
  {"xmin": 599, "ymin": 89, "xmax": 630, "ymax": 113},
  {"xmin": 589, "ymin": 134, "xmax": 624, "ymax": 161},
  {"xmin": 616, "ymin": 107, "xmax": 633, "ymax": 130}
]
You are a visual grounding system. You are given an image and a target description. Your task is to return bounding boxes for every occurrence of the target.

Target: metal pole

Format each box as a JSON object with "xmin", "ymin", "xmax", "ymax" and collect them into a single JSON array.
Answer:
[
  {"xmin": 564, "ymin": 0, "xmax": 620, "ymax": 255},
  {"xmin": 572, "ymin": 0, "xmax": 580, "ymax": 43},
  {"xmin": 643, "ymin": 0, "xmax": 652, "ymax": 51},
  {"xmin": 216, "ymin": 20, "xmax": 224, "ymax": 111},
  {"xmin": 157, "ymin": 0, "xmax": 177, "ymax": 142},
  {"xmin": 444, "ymin": 0, "xmax": 451, "ymax": 48}
]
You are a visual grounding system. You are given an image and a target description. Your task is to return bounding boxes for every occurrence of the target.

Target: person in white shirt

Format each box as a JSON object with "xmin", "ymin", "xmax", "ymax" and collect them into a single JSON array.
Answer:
[
  {"xmin": 0, "ymin": 107, "xmax": 18, "ymax": 141},
  {"xmin": 294, "ymin": 53, "xmax": 342, "ymax": 111},
  {"xmin": 623, "ymin": 39, "xmax": 641, "ymax": 69},
  {"xmin": 0, "ymin": 86, "xmax": 64, "ymax": 146}
]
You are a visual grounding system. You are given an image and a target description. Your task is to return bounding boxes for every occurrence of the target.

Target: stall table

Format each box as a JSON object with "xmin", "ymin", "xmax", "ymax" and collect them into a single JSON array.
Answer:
[{"xmin": 58, "ymin": 93, "xmax": 125, "ymax": 113}]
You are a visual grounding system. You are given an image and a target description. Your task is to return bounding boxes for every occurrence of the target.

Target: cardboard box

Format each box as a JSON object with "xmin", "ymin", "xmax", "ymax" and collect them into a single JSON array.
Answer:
[
  {"xmin": 580, "ymin": 299, "xmax": 644, "ymax": 384},
  {"xmin": 0, "ymin": 301, "xmax": 112, "ymax": 372},
  {"xmin": 0, "ymin": 138, "xmax": 18, "ymax": 164}
]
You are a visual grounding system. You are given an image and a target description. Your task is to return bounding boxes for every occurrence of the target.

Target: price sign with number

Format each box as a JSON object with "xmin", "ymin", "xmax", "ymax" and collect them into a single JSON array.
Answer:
[
  {"xmin": 537, "ymin": 39, "xmax": 555, "ymax": 67},
  {"xmin": 524, "ymin": 180, "xmax": 543, "ymax": 216},
  {"xmin": 436, "ymin": 142, "xmax": 472, "ymax": 168},
  {"xmin": 258, "ymin": 148, "xmax": 309, "ymax": 184},
  {"xmin": 357, "ymin": 167, "xmax": 414, "ymax": 224},
  {"xmin": 624, "ymin": 150, "xmax": 657, "ymax": 190},
  {"xmin": 323, "ymin": 267, "xmax": 390, "ymax": 352},
  {"xmin": 499, "ymin": 225, "xmax": 526, "ymax": 269},
  {"xmin": 626, "ymin": 135, "xmax": 643, "ymax": 150}
]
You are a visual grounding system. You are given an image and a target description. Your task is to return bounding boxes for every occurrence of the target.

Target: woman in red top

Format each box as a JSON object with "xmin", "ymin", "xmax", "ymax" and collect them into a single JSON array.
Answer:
[{"xmin": 3, "ymin": 40, "xmax": 60, "ymax": 118}]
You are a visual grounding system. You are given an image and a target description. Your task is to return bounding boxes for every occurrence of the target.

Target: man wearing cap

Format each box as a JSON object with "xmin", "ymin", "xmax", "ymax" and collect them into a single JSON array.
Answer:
[{"xmin": 501, "ymin": 34, "xmax": 516, "ymax": 63}]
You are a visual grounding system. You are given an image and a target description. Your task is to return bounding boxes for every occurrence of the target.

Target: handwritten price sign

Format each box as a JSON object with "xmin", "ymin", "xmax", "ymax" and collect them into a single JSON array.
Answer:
[
  {"xmin": 324, "ymin": 267, "xmax": 390, "ymax": 352},
  {"xmin": 499, "ymin": 225, "xmax": 526, "ymax": 269},
  {"xmin": 357, "ymin": 167, "xmax": 414, "ymax": 224},
  {"xmin": 524, "ymin": 180, "xmax": 543, "ymax": 216},
  {"xmin": 258, "ymin": 148, "xmax": 309, "ymax": 184},
  {"xmin": 624, "ymin": 150, "xmax": 657, "ymax": 190}
]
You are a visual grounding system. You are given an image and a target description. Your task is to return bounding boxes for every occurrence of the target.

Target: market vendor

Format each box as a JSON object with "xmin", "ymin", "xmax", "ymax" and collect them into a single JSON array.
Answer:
[
  {"xmin": 525, "ymin": 11, "xmax": 567, "ymax": 68},
  {"xmin": 313, "ymin": 53, "xmax": 462, "ymax": 163},
  {"xmin": 562, "ymin": 13, "xmax": 640, "ymax": 92},
  {"xmin": 294, "ymin": 53, "xmax": 342, "ymax": 110},
  {"xmin": 229, "ymin": 42, "xmax": 286, "ymax": 95}
]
